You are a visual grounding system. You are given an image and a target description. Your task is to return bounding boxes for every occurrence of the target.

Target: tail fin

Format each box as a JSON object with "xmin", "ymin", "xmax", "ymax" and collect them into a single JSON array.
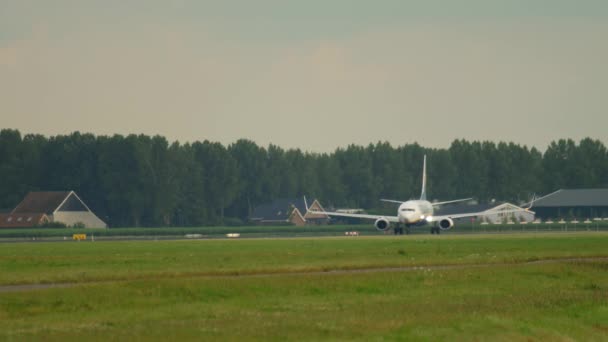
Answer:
[{"xmin": 420, "ymin": 155, "xmax": 427, "ymax": 200}]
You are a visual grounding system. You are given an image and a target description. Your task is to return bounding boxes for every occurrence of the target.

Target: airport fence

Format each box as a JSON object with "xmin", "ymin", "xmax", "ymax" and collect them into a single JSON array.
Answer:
[{"xmin": 449, "ymin": 220, "xmax": 608, "ymax": 234}]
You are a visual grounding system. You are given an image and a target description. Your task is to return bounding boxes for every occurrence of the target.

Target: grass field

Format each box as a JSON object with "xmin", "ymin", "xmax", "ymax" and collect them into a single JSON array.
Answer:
[{"xmin": 1, "ymin": 233, "xmax": 608, "ymax": 340}]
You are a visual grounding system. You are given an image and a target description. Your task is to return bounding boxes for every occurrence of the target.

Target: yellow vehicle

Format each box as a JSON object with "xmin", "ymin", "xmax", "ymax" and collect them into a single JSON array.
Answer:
[{"xmin": 72, "ymin": 234, "xmax": 87, "ymax": 241}]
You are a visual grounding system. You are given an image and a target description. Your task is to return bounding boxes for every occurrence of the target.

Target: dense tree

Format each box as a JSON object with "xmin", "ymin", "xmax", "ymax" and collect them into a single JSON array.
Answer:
[
  {"xmin": 315, "ymin": 154, "xmax": 346, "ymax": 207},
  {"xmin": 172, "ymin": 143, "xmax": 206, "ymax": 226},
  {"xmin": 449, "ymin": 140, "xmax": 489, "ymax": 200},
  {"xmin": 574, "ymin": 138, "xmax": 608, "ymax": 188},
  {"xmin": 542, "ymin": 139, "xmax": 578, "ymax": 192},
  {"xmin": 0, "ymin": 128, "xmax": 605, "ymax": 226},
  {"xmin": 227, "ymin": 139, "xmax": 269, "ymax": 218},
  {"xmin": 426, "ymin": 148, "xmax": 456, "ymax": 200},
  {"xmin": 97, "ymin": 135, "xmax": 151, "ymax": 226},
  {"xmin": 0, "ymin": 129, "xmax": 25, "ymax": 209},
  {"xmin": 193, "ymin": 141, "xmax": 238, "ymax": 225}
]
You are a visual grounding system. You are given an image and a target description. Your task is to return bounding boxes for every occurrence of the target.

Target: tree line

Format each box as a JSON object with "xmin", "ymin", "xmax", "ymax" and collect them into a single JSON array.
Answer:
[{"xmin": 1, "ymin": 129, "xmax": 607, "ymax": 227}]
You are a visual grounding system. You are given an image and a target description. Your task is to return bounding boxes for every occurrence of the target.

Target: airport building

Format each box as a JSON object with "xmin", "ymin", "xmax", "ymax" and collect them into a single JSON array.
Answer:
[
  {"xmin": 0, "ymin": 191, "xmax": 107, "ymax": 228},
  {"xmin": 249, "ymin": 198, "xmax": 329, "ymax": 226},
  {"xmin": 531, "ymin": 188, "xmax": 608, "ymax": 220}
]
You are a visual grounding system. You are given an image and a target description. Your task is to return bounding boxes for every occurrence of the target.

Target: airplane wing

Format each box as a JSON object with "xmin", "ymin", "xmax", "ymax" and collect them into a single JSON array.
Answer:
[
  {"xmin": 433, "ymin": 208, "xmax": 535, "ymax": 221},
  {"xmin": 431, "ymin": 198, "xmax": 473, "ymax": 206},
  {"xmin": 308, "ymin": 210, "xmax": 400, "ymax": 223},
  {"xmin": 380, "ymin": 199, "xmax": 405, "ymax": 204}
]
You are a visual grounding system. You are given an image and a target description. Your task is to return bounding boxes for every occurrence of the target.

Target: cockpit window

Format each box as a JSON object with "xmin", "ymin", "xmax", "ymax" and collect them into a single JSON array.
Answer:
[{"xmin": 400, "ymin": 208, "xmax": 415, "ymax": 212}]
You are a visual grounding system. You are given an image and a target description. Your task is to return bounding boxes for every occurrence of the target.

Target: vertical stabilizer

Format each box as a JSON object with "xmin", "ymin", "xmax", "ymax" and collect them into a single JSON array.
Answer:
[{"xmin": 420, "ymin": 155, "xmax": 427, "ymax": 200}]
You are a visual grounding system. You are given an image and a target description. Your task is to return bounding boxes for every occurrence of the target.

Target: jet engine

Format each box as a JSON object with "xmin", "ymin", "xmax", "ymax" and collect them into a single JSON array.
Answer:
[
  {"xmin": 438, "ymin": 218, "xmax": 454, "ymax": 230},
  {"xmin": 374, "ymin": 217, "xmax": 391, "ymax": 231}
]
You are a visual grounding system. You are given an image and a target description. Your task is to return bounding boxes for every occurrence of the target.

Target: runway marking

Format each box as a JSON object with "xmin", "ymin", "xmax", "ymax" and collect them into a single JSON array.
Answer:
[{"xmin": 1, "ymin": 256, "xmax": 607, "ymax": 293}]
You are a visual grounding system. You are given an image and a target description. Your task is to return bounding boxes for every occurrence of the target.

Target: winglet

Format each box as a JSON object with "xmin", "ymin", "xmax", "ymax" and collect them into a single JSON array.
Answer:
[
  {"xmin": 304, "ymin": 196, "xmax": 309, "ymax": 213},
  {"xmin": 420, "ymin": 155, "xmax": 427, "ymax": 201}
]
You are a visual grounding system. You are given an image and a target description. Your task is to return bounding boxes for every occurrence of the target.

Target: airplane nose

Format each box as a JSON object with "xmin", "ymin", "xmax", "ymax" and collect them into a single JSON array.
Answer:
[{"xmin": 400, "ymin": 212, "xmax": 414, "ymax": 223}]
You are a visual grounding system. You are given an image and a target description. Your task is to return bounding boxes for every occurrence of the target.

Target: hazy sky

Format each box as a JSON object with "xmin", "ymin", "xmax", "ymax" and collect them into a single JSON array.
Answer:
[{"xmin": 1, "ymin": 1, "xmax": 607, "ymax": 152}]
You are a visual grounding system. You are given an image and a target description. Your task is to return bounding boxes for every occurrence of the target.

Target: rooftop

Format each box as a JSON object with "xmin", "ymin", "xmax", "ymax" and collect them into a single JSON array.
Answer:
[
  {"xmin": 533, "ymin": 189, "xmax": 608, "ymax": 207},
  {"xmin": 250, "ymin": 198, "xmax": 311, "ymax": 221},
  {"xmin": 12, "ymin": 192, "xmax": 71, "ymax": 215}
]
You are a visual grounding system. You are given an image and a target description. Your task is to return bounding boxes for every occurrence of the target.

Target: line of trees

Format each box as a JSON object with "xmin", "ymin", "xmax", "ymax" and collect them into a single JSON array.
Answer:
[{"xmin": 1, "ymin": 129, "xmax": 607, "ymax": 227}]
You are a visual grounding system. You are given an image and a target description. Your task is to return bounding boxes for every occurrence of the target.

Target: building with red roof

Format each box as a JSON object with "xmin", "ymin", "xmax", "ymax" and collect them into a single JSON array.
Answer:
[{"xmin": 0, "ymin": 191, "xmax": 106, "ymax": 228}]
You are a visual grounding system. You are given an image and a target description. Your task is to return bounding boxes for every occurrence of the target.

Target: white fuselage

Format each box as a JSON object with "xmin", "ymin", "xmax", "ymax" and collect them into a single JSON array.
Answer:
[{"xmin": 398, "ymin": 200, "xmax": 434, "ymax": 225}]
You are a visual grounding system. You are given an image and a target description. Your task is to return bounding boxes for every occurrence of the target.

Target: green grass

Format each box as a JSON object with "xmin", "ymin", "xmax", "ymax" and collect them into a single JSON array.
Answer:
[
  {"xmin": 1, "ymin": 233, "xmax": 608, "ymax": 340},
  {"xmin": 1, "ymin": 233, "xmax": 608, "ymax": 286}
]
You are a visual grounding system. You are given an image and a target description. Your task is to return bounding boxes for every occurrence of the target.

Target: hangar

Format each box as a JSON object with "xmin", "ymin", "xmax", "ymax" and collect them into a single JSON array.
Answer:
[
  {"xmin": 249, "ymin": 198, "xmax": 329, "ymax": 226},
  {"xmin": 0, "ymin": 191, "xmax": 107, "ymax": 228},
  {"xmin": 531, "ymin": 189, "xmax": 608, "ymax": 220}
]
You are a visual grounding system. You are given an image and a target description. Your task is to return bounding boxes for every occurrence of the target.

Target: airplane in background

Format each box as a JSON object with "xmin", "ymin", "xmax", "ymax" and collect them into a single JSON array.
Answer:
[{"xmin": 307, "ymin": 155, "xmax": 533, "ymax": 234}]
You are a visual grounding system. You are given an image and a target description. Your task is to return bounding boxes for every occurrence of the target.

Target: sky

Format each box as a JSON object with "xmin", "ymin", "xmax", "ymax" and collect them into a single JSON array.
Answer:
[{"xmin": 1, "ymin": 0, "xmax": 607, "ymax": 152}]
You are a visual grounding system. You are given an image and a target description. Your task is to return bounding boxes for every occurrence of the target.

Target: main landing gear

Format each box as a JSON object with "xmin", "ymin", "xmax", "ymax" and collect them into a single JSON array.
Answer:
[
  {"xmin": 394, "ymin": 225, "xmax": 403, "ymax": 235},
  {"xmin": 430, "ymin": 227, "xmax": 441, "ymax": 235},
  {"xmin": 394, "ymin": 224, "xmax": 411, "ymax": 235}
]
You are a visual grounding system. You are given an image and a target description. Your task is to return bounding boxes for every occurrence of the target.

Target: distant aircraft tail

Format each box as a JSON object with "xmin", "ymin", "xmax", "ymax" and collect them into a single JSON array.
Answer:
[
  {"xmin": 525, "ymin": 194, "xmax": 537, "ymax": 210},
  {"xmin": 420, "ymin": 155, "xmax": 427, "ymax": 201}
]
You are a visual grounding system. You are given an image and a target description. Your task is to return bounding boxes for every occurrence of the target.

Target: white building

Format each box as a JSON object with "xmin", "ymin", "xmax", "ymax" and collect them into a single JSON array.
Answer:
[{"xmin": 4, "ymin": 191, "xmax": 107, "ymax": 228}]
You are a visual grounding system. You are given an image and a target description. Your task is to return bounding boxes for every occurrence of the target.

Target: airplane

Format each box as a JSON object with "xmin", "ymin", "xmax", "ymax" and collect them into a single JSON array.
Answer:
[{"xmin": 307, "ymin": 155, "xmax": 533, "ymax": 234}]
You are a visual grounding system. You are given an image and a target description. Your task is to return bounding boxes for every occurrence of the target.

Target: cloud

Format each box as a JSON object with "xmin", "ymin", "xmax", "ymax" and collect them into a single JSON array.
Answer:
[
  {"xmin": 223, "ymin": 20, "xmax": 608, "ymax": 150},
  {"xmin": 0, "ymin": 12, "xmax": 606, "ymax": 151},
  {"xmin": 0, "ymin": 45, "xmax": 19, "ymax": 67}
]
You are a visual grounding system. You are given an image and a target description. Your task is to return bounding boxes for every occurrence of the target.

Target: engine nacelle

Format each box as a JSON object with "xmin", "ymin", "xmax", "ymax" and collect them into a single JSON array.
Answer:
[
  {"xmin": 438, "ymin": 218, "xmax": 454, "ymax": 230},
  {"xmin": 374, "ymin": 217, "xmax": 391, "ymax": 231}
]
